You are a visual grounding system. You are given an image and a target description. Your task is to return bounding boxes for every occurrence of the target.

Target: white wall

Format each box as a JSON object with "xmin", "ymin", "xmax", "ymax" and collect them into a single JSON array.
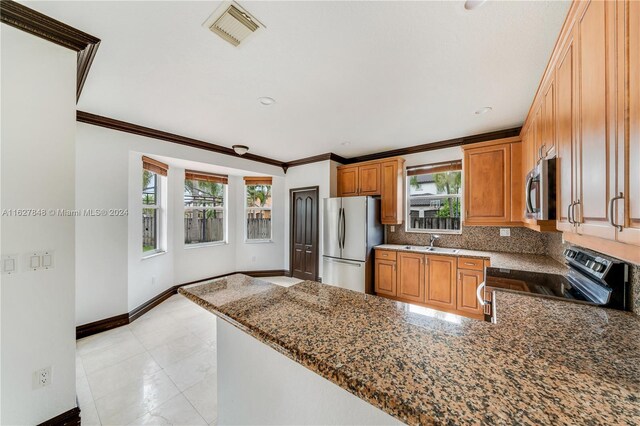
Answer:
[
  {"xmin": 283, "ymin": 160, "xmax": 338, "ymax": 279},
  {"xmin": 76, "ymin": 123, "xmax": 286, "ymax": 322},
  {"xmin": 402, "ymin": 146, "xmax": 462, "ymax": 167},
  {"xmin": 1, "ymin": 26, "xmax": 77, "ymax": 425}
]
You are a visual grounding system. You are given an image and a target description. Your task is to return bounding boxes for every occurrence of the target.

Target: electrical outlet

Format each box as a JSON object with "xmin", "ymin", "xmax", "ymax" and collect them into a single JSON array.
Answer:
[
  {"xmin": 252, "ymin": 256, "xmax": 257, "ymax": 262},
  {"xmin": 151, "ymin": 276, "xmax": 156, "ymax": 286},
  {"xmin": 390, "ymin": 226, "xmax": 396, "ymax": 232},
  {"xmin": 33, "ymin": 366, "xmax": 51, "ymax": 389},
  {"xmin": 499, "ymin": 228, "xmax": 511, "ymax": 237}
]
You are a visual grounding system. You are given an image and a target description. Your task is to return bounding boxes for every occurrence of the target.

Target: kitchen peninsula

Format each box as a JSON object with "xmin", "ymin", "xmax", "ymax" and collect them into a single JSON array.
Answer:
[{"xmin": 180, "ymin": 274, "xmax": 640, "ymax": 425}]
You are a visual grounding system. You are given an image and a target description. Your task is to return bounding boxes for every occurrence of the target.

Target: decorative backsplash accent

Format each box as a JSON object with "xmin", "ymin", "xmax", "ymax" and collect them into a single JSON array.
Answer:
[{"xmin": 386, "ymin": 226, "xmax": 640, "ymax": 315}]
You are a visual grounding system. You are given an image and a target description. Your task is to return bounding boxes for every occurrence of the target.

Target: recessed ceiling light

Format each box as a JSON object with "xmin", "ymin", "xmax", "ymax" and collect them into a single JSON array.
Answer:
[
  {"xmin": 464, "ymin": 0, "xmax": 488, "ymax": 10},
  {"xmin": 475, "ymin": 107, "xmax": 493, "ymax": 115},
  {"xmin": 258, "ymin": 97, "xmax": 275, "ymax": 106},
  {"xmin": 341, "ymin": 141, "xmax": 351, "ymax": 146},
  {"xmin": 232, "ymin": 145, "xmax": 249, "ymax": 155}
]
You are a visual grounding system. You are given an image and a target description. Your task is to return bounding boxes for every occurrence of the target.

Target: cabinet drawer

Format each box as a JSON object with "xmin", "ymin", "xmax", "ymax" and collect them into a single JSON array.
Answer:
[
  {"xmin": 457, "ymin": 257, "xmax": 484, "ymax": 271},
  {"xmin": 375, "ymin": 249, "xmax": 397, "ymax": 261}
]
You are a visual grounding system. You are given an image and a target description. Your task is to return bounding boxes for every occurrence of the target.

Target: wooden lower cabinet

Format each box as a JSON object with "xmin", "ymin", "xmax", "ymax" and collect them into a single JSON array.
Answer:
[
  {"xmin": 456, "ymin": 269, "xmax": 484, "ymax": 316},
  {"xmin": 397, "ymin": 252, "xmax": 425, "ymax": 303},
  {"xmin": 425, "ymin": 255, "xmax": 456, "ymax": 310},
  {"xmin": 374, "ymin": 250, "xmax": 486, "ymax": 320},
  {"xmin": 374, "ymin": 259, "xmax": 396, "ymax": 297}
]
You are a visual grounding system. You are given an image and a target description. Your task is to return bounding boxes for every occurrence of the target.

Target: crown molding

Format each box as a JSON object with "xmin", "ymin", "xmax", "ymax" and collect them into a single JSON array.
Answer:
[
  {"xmin": 0, "ymin": 0, "xmax": 101, "ymax": 102},
  {"xmin": 77, "ymin": 111, "xmax": 285, "ymax": 169}
]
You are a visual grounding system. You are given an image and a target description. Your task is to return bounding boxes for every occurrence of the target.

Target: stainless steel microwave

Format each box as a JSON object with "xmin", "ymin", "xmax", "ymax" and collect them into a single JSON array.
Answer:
[{"xmin": 525, "ymin": 158, "xmax": 556, "ymax": 220}]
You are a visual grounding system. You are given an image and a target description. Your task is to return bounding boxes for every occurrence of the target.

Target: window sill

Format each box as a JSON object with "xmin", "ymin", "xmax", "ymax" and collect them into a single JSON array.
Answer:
[
  {"xmin": 244, "ymin": 239, "xmax": 274, "ymax": 244},
  {"xmin": 142, "ymin": 250, "xmax": 167, "ymax": 260},
  {"xmin": 185, "ymin": 241, "xmax": 228, "ymax": 250},
  {"xmin": 404, "ymin": 229, "xmax": 462, "ymax": 235}
]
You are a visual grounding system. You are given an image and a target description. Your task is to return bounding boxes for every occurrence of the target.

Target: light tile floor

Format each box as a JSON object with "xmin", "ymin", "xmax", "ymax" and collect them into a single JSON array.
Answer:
[{"xmin": 76, "ymin": 276, "xmax": 301, "ymax": 425}]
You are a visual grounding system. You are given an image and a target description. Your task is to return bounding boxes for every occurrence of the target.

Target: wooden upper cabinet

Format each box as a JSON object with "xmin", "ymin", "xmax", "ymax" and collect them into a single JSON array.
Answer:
[
  {"xmin": 456, "ymin": 269, "xmax": 483, "ymax": 316},
  {"xmin": 463, "ymin": 137, "xmax": 522, "ymax": 226},
  {"xmin": 380, "ymin": 159, "xmax": 404, "ymax": 225},
  {"xmin": 358, "ymin": 163, "xmax": 381, "ymax": 195},
  {"xmin": 556, "ymin": 27, "xmax": 577, "ymax": 234},
  {"xmin": 575, "ymin": 0, "xmax": 616, "ymax": 241},
  {"xmin": 397, "ymin": 252, "xmax": 425, "ymax": 303},
  {"xmin": 616, "ymin": 0, "xmax": 640, "ymax": 248},
  {"xmin": 374, "ymin": 258, "xmax": 397, "ymax": 297},
  {"xmin": 425, "ymin": 255, "xmax": 456, "ymax": 310},
  {"xmin": 337, "ymin": 165, "xmax": 359, "ymax": 197},
  {"xmin": 533, "ymin": 105, "xmax": 543, "ymax": 163},
  {"xmin": 542, "ymin": 78, "xmax": 556, "ymax": 158}
]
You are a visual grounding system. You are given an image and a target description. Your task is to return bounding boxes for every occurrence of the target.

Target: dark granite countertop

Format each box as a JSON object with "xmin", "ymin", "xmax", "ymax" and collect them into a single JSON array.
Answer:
[
  {"xmin": 375, "ymin": 244, "xmax": 568, "ymax": 275},
  {"xmin": 180, "ymin": 274, "xmax": 640, "ymax": 425}
]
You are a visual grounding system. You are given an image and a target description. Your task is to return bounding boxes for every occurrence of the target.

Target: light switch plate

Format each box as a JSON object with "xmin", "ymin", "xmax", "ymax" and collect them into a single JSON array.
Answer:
[
  {"xmin": 1, "ymin": 255, "xmax": 18, "ymax": 274},
  {"xmin": 390, "ymin": 226, "xmax": 396, "ymax": 232},
  {"xmin": 499, "ymin": 228, "xmax": 511, "ymax": 237}
]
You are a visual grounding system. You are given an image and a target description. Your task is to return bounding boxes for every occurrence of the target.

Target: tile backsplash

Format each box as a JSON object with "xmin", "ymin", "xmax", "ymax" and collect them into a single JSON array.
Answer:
[
  {"xmin": 386, "ymin": 225, "xmax": 640, "ymax": 315},
  {"xmin": 386, "ymin": 225, "xmax": 554, "ymax": 254}
]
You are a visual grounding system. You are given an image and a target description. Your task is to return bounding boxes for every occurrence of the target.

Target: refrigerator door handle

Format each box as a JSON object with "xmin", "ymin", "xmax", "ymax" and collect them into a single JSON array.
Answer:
[
  {"xmin": 340, "ymin": 207, "xmax": 346, "ymax": 249},
  {"xmin": 338, "ymin": 207, "xmax": 344, "ymax": 250},
  {"xmin": 325, "ymin": 258, "xmax": 362, "ymax": 267}
]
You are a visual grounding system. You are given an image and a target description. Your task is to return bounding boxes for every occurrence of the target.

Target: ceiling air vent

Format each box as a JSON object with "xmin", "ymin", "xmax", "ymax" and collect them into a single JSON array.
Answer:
[{"xmin": 203, "ymin": 2, "xmax": 264, "ymax": 47}]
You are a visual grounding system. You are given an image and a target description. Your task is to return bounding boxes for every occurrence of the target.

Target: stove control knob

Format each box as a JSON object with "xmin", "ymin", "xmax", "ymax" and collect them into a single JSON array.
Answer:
[
  {"xmin": 592, "ymin": 262, "xmax": 605, "ymax": 272},
  {"xmin": 586, "ymin": 260, "xmax": 596, "ymax": 269},
  {"xmin": 565, "ymin": 250, "xmax": 577, "ymax": 258}
]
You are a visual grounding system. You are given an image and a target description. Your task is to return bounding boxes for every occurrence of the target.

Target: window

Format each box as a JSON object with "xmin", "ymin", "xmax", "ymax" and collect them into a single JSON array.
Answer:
[
  {"xmin": 244, "ymin": 176, "xmax": 272, "ymax": 241},
  {"xmin": 406, "ymin": 161, "xmax": 462, "ymax": 233},
  {"xmin": 184, "ymin": 171, "xmax": 228, "ymax": 245},
  {"xmin": 142, "ymin": 156, "xmax": 168, "ymax": 254}
]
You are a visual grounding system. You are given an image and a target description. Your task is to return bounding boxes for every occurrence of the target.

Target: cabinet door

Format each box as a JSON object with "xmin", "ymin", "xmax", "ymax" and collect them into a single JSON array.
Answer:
[
  {"xmin": 464, "ymin": 143, "xmax": 511, "ymax": 224},
  {"xmin": 397, "ymin": 252, "xmax": 425, "ymax": 303},
  {"xmin": 575, "ymin": 0, "xmax": 616, "ymax": 241},
  {"xmin": 375, "ymin": 259, "xmax": 396, "ymax": 297},
  {"xmin": 380, "ymin": 160, "xmax": 403, "ymax": 224},
  {"xmin": 533, "ymin": 105, "xmax": 543, "ymax": 163},
  {"xmin": 456, "ymin": 269, "xmax": 483, "ymax": 315},
  {"xmin": 425, "ymin": 255, "xmax": 456, "ymax": 310},
  {"xmin": 358, "ymin": 163, "xmax": 381, "ymax": 195},
  {"xmin": 556, "ymin": 28, "xmax": 577, "ymax": 233},
  {"xmin": 617, "ymin": 0, "xmax": 640, "ymax": 247},
  {"xmin": 337, "ymin": 166, "xmax": 359, "ymax": 197},
  {"xmin": 542, "ymin": 79, "xmax": 556, "ymax": 158}
]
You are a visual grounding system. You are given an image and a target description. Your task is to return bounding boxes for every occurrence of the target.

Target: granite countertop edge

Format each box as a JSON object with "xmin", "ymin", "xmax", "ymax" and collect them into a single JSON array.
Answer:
[
  {"xmin": 178, "ymin": 285, "xmax": 420, "ymax": 425},
  {"xmin": 374, "ymin": 244, "xmax": 568, "ymax": 275}
]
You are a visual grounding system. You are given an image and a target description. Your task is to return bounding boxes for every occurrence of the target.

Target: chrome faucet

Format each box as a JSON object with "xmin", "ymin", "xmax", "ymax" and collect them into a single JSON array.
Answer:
[{"xmin": 429, "ymin": 234, "xmax": 440, "ymax": 248}]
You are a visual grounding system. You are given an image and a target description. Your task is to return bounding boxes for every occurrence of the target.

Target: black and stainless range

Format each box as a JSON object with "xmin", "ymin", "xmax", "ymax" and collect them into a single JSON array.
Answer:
[{"xmin": 480, "ymin": 247, "xmax": 630, "ymax": 311}]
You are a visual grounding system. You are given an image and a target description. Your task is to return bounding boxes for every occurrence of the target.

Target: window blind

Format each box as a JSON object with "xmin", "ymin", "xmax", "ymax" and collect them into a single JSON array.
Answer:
[
  {"xmin": 406, "ymin": 160, "xmax": 462, "ymax": 176},
  {"xmin": 243, "ymin": 176, "xmax": 272, "ymax": 185},
  {"xmin": 185, "ymin": 170, "xmax": 228, "ymax": 184},
  {"xmin": 142, "ymin": 156, "xmax": 168, "ymax": 176}
]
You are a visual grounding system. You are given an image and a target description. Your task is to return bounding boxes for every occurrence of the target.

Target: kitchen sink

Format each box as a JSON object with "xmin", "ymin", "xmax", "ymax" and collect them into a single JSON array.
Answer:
[
  {"xmin": 400, "ymin": 245, "xmax": 460, "ymax": 254},
  {"xmin": 426, "ymin": 247, "xmax": 460, "ymax": 254}
]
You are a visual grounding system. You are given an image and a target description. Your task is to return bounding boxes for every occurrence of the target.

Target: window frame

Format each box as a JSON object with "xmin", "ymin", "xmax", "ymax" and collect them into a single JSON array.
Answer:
[
  {"xmin": 405, "ymin": 167, "xmax": 463, "ymax": 235},
  {"xmin": 244, "ymin": 183, "xmax": 273, "ymax": 243},
  {"xmin": 142, "ymin": 170, "xmax": 165, "ymax": 257},
  {"xmin": 183, "ymin": 179, "xmax": 228, "ymax": 248}
]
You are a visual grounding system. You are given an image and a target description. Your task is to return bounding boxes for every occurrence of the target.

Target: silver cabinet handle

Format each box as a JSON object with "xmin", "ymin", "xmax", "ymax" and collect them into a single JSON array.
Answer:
[
  {"xmin": 567, "ymin": 201, "xmax": 575, "ymax": 224},
  {"xmin": 609, "ymin": 192, "xmax": 624, "ymax": 232},
  {"xmin": 476, "ymin": 282, "xmax": 488, "ymax": 306},
  {"xmin": 572, "ymin": 200, "xmax": 581, "ymax": 225},
  {"xmin": 338, "ymin": 208, "xmax": 344, "ymax": 249}
]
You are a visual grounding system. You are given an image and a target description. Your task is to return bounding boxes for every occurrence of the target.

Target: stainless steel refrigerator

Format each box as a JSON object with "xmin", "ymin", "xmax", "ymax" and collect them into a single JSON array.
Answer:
[{"xmin": 322, "ymin": 196, "xmax": 383, "ymax": 293}]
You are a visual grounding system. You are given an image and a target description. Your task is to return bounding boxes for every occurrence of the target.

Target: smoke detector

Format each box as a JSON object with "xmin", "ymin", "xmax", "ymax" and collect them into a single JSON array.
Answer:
[{"xmin": 203, "ymin": 2, "xmax": 264, "ymax": 47}]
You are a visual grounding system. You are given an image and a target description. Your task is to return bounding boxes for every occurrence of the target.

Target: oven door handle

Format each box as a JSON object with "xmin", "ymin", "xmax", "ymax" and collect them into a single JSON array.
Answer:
[
  {"xmin": 476, "ymin": 282, "xmax": 488, "ymax": 306},
  {"xmin": 525, "ymin": 175, "xmax": 534, "ymax": 214}
]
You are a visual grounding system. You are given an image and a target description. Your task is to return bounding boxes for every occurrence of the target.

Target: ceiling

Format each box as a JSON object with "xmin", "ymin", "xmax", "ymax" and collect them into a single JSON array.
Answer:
[{"xmin": 26, "ymin": 1, "xmax": 571, "ymax": 162}]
